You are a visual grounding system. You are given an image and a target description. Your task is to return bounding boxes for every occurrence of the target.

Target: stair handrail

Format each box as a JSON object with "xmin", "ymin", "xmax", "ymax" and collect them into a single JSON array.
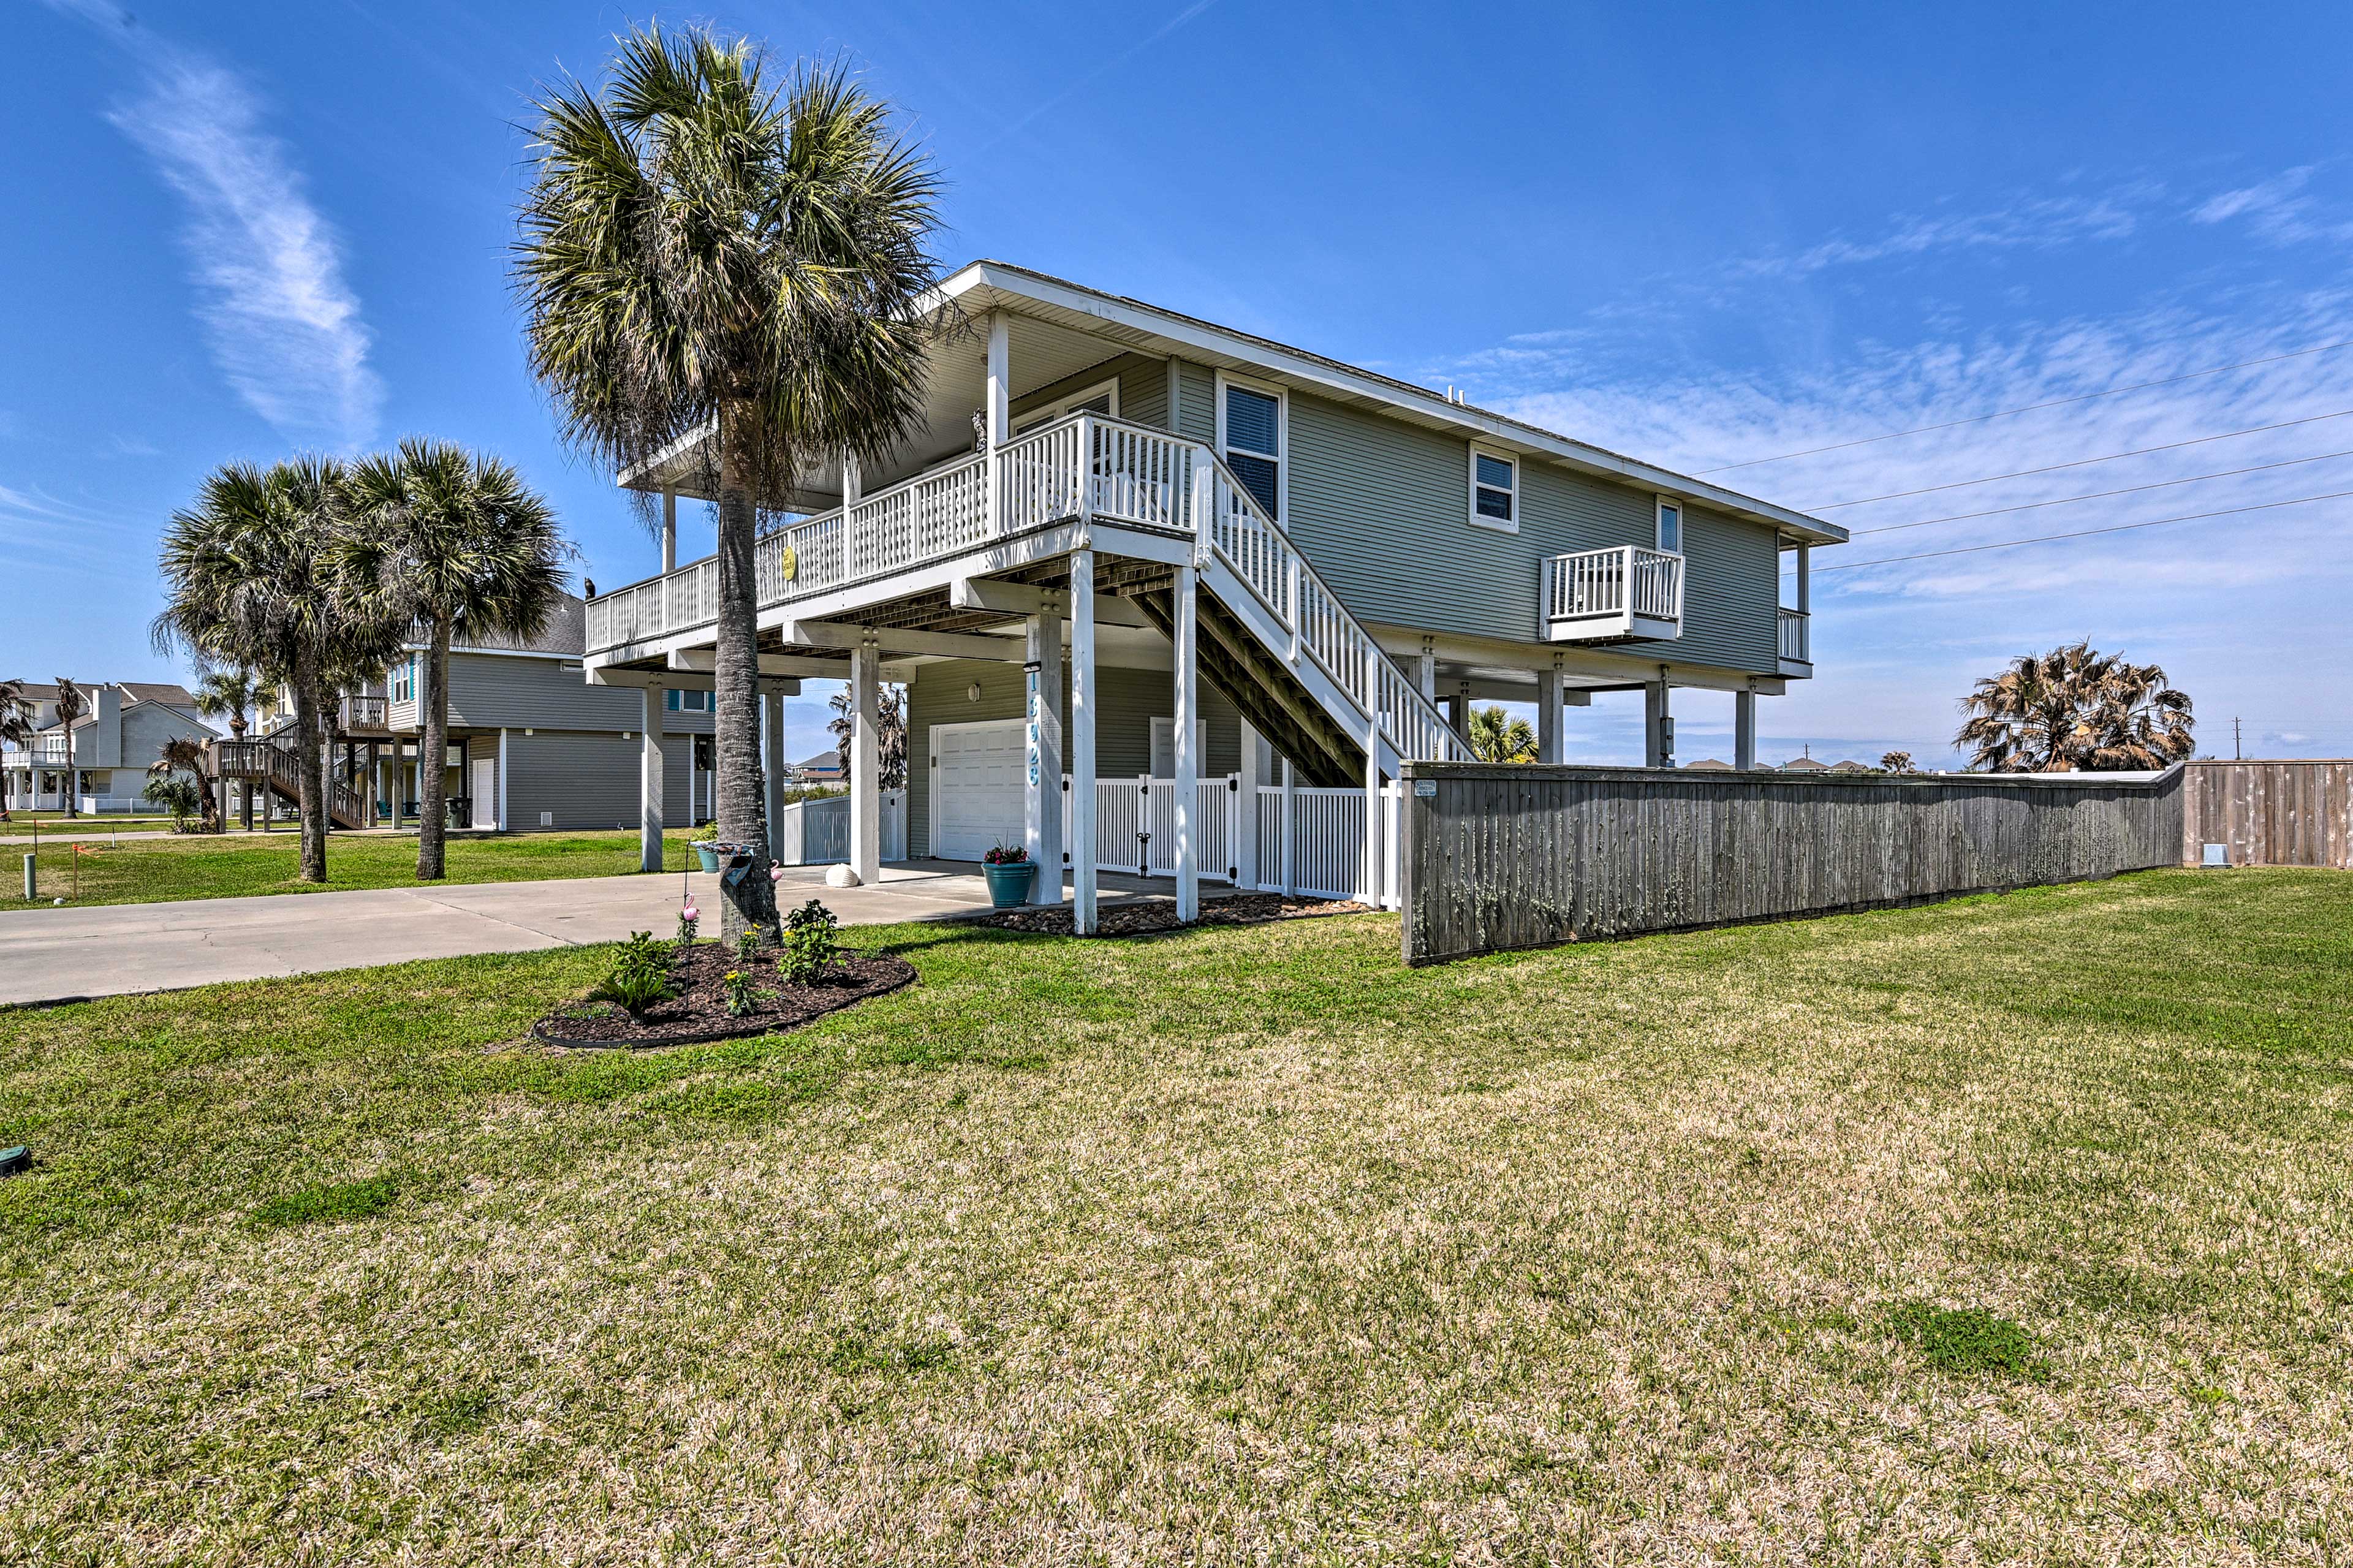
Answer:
[{"xmin": 1162, "ymin": 431, "xmax": 1469, "ymax": 765}]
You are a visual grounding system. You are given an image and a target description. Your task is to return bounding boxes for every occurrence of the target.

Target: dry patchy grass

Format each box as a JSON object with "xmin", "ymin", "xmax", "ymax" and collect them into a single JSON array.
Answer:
[{"xmin": 1, "ymin": 868, "xmax": 2349, "ymax": 1564}]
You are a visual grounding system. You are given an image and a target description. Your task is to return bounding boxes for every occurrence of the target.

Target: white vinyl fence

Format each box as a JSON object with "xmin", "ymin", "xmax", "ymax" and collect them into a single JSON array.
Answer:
[
  {"xmin": 773, "ymin": 788, "xmax": 904, "ymax": 866},
  {"xmin": 1055, "ymin": 775, "xmax": 1401, "ymax": 907}
]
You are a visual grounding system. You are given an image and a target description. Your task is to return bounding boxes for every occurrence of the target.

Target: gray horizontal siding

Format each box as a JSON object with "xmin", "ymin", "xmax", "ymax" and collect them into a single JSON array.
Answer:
[
  {"xmin": 504, "ymin": 731, "xmax": 650, "ymax": 832},
  {"xmin": 1010, "ymin": 352, "xmax": 1169, "ymax": 431},
  {"xmin": 433, "ymin": 653, "xmax": 714, "ymax": 736},
  {"xmin": 905, "ymin": 657, "xmax": 1243, "ymax": 860},
  {"xmin": 1283, "ymin": 388, "xmax": 1786, "ymax": 676}
]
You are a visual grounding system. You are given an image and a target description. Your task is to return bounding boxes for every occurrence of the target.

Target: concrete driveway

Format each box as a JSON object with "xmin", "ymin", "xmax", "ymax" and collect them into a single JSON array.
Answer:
[{"xmin": 0, "ymin": 863, "xmax": 1049, "ymax": 1007}]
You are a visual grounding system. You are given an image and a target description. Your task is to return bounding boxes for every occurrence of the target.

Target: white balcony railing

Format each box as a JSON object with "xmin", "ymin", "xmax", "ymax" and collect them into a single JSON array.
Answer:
[
  {"xmin": 1544, "ymin": 545, "xmax": 1684, "ymax": 641},
  {"xmin": 1778, "ymin": 607, "xmax": 1810, "ymax": 664},
  {"xmin": 585, "ymin": 410, "xmax": 1471, "ymax": 765}
]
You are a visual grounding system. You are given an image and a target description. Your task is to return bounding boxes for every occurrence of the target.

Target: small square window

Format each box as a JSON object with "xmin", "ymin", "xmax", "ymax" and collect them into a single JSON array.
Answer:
[{"xmin": 1470, "ymin": 447, "xmax": 1517, "ymax": 531}]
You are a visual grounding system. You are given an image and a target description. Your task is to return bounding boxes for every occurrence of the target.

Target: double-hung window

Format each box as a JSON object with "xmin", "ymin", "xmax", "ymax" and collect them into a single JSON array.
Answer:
[
  {"xmin": 1470, "ymin": 447, "xmax": 1517, "ymax": 531},
  {"xmin": 1219, "ymin": 377, "xmax": 1284, "ymax": 520},
  {"xmin": 1655, "ymin": 497, "xmax": 1683, "ymax": 554},
  {"xmin": 1014, "ymin": 377, "xmax": 1119, "ymax": 437},
  {"xmin": 391, "ymin": 655, "xmax": 417, "ymax": 704}
]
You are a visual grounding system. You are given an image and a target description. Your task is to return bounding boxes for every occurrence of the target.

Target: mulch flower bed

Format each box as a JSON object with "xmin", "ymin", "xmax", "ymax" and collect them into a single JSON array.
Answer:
[
  {"xmin": 531, "ymin": 941, "xmax": 917, "ymax": 1048},
  {"xmin": 979, "ymin": 891, "xmax": 1371, "ymax": 937}
]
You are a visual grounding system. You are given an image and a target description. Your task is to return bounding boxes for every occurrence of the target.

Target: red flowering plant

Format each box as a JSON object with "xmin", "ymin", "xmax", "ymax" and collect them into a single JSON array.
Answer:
[{"xmin": 982, "ymin": 843, "xmax": 1028, "ymax": 865}]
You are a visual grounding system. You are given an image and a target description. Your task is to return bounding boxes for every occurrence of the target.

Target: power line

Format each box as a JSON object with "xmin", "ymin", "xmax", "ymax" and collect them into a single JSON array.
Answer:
[
  {"xmin": 1806, "ymin": 408, "xmax": 2353, "ymax": 510},
  {"xmin": 1694, "ymin": 337, "xmax": 2353, "ymax": 475},
  {"xmin": 1851, "ymin": 447, "xmax": 2353, "ymax": 536},
  {"xmin": 1815, "ymin": 488, "xmax": 2353, "ymax": 572}
]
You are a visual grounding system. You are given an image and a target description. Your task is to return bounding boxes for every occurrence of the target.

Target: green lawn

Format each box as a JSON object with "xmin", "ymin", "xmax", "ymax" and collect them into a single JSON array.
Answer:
[
  {"xmin": 2, "ymin": 868, "xmax": 2349, "ymax": 1562},
  {"xmin": 1, "ymin": 827, "xmax": 698, "ymax": 908}
]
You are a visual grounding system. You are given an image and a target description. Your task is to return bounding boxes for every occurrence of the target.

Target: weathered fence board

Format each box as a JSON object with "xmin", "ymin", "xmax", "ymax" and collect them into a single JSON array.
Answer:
[
  {"xmin": 2181, "ymin": 760, "xmax": 2353, "ymax": 868},
  {"xmin": 1400, "ymin": 763, "xmax": 2187, "ymax": 964}
]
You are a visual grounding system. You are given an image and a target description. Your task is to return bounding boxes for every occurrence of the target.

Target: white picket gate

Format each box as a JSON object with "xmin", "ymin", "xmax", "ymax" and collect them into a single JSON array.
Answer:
[{"xmin": 1062, "ymin": 776, "xmax": 1241, "ymax": 882}]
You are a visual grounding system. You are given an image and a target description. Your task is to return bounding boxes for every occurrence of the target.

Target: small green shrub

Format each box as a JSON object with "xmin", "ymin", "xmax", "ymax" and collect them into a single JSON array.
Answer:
[
  {"xmin": 141, "ymin": 774, "xmax": 203, "ymax": 832},
  {"xmin": 590, "ymin": 931, "xmax": 675, "ymax": 1015},
  {"xmin": 1887, "ymin": 1301, "xmax": 2044, "ymax": 1377},
  {"xmin": 722, "ymin": 968, "xmax": 763, "ymax": 1017},
  {"xmin": 735, "ymin": 927, "xmax": 763, "ymax": 964},
  {"xmin": 691, "ymin": 820, "xmax": 720, "ymax": 843},
  {"xmin": 778, "ymin": 898, "xmax": 841, "ymax": 987},
  {"xmin": 253, "ymin": 1173, "xmax": 403, "ymax": 1227}
]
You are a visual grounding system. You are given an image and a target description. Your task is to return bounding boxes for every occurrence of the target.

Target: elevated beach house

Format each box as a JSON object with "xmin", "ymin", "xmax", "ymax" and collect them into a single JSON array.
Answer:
[
  {"xmin": 1, "ymin": 681, "xmax": 217, "ymax": 814},
  {"xmin": 580, "ymin": 262, "xmax": 1844, "ymax": 927}
]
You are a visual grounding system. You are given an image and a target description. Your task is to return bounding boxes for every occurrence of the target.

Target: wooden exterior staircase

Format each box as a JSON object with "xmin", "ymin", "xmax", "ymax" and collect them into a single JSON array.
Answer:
[{"xmin": 211, "ymin": 738, "xmax": 366, "ymax": 828}]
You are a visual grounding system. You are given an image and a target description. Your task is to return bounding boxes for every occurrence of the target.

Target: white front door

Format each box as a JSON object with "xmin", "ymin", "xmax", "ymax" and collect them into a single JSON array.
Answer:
[
  {"xmin": 931, "ymin": 718, "xmax": 1026, "ymax": 861},
  {"xmin": 1150, "ymin": 718, "xmax": 1210, "ymax": 779},
  {"xmin": 471, "ymin": 757, "xmax": 496, "ymax": 830}
]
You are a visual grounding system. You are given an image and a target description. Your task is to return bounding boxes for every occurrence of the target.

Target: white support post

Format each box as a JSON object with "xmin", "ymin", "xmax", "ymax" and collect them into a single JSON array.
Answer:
[
  {"xmin": 1537, "ymin": 662, "xmax": 1564, "ymax": 765},
  {"xmin": 849, "ymin": 640, "xmax": 881, "ymax": 885},
  {"xmin": 1417, "ymin": 642, "xmax": 1436, "ymax": 700},
  {"xmin": 842, "ymin": 450, "xmax": 863, "ymax": 509},
  {"xmin": 1735, "ymin": 688, "xmax": 1757, "ymax": 771},
  {"xmin": 1796, "ymin": 542, "xmax": 1812, "ymax": 614},
  {"xmin": 1172, "ymin": 562, "xmax": 1200, "ymax": 922},
  {"xmin": 1280, "ymin": 756, "xmax": 1297, "ymax": 897},
  {"xmin": 496, "ymin": 728, "xmax": 509, "ymax": 831},
  {"xmin": 1361, "ymin": 719, "xmax": 1382, "ymax": 903},
  {"xmin": 763, "ymin": 687, "xmax": 785, "ymax": 840},
  {"xmin": 1235, "ymin": 717, "xmax": 1261, "ymax": 889},
  {"xmin": 1023, "ymin": 612, "xmax": 1064, "ymax": 903},
  {"xmin": 661, "ymin": 487, "xmax": 678, "ymax": 574},
  {"xmin": 985, "ymin": 313, "xmax": 1009, "ymax": 535},
  {"xmin": 1070, "ymin": 550, "xmax": 1099, "ymax": 933},
  {"xmin": 640, "ymin": 686, "xmax": 665, "ymax": 872}
]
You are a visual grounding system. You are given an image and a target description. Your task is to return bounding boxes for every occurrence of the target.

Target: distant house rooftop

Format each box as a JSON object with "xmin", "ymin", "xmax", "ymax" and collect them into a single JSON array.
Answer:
[
  {"xmin": 794, "ymin": 749, "xmax": 846, "ymax": 779},
  {"xmin": 1778, "ymin": 755, "xmax": 1829, "ymax": 773},
  {"xmin": 1682, "ymin": 758, "xmax": 1732, "ymax": 771}
]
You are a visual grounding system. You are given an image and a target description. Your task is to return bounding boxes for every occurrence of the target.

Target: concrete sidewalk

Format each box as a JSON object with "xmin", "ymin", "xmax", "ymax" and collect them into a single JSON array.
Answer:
[{"xmin": 0, "ymin": 864, "xmax": 1031, "ymax": 1007}]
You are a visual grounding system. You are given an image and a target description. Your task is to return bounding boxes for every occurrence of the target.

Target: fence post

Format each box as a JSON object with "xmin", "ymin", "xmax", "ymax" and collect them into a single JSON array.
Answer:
[{"xmin": 21, "ymin": 852, "xmax": 32, "ymax": 903}]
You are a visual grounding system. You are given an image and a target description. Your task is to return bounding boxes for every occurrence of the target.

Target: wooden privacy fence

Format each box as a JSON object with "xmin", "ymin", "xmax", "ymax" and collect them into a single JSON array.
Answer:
[
  {"xmin": 2180, "ymin": 760, "xmax": 2353, "ymax": 868},
  {"xmin": 1398, "ymin": 762, "xmax": 2186, "ymax": 965}
]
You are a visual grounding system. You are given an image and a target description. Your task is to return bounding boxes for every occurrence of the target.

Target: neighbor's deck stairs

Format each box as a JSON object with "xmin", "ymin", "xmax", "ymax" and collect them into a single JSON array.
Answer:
[{"xmin": 210, "ymin": 738, "xmax": 366, "ymax": 829}]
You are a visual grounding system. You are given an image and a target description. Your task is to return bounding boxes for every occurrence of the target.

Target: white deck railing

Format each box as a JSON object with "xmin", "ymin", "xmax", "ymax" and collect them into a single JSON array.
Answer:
[
  {"xmin": 1545, "ymin": 545, "xmax": 1683, "ymax": 635},
  {"xmin": 586, "ymin": 411, "xmax": 1469, "ymax": 765},
  {"xmin": 1778, "ymin": 607, "xmax": 1810, "ymax": 663}
]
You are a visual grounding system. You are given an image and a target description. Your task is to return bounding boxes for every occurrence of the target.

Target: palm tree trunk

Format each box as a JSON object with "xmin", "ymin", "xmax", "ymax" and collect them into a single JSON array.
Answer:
[
  {"xmin": 713, "ymin": 410, "xmax": 777, "ymax": 942},
  {"xmin": 419, "ymin": 621, "xmax": 452, "ymax": 879},
  {"xmin": 236, "ymin": 715, "xmax": 254, "ymax": 831},
  {"xmin": 61, "ymin": 724, "xmax": 75, "ymax": 819},
  {"xmin": 292, "ymin": 657, "xmax": 328, "ymax": 882}
]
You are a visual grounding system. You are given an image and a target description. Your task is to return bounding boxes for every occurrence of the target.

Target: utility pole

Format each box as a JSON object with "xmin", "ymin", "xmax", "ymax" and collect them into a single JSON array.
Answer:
[{"xmin": 2234, "ymin": 717, "xmax": 2241, "ymax": 761}]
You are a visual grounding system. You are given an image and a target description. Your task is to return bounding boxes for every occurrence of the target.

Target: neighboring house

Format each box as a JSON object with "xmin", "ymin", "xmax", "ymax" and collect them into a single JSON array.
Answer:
[
  {"xmin": 1, "ymin": 681, "xmax": 218, "ymax": 813},
  {"xmin": 1683, "ymin": 757, "xmax": 1734, "ymax": 771},
  {"xmin": 578, "ymin": 260, "xmax": 1846, "ymax": 918},
  {"xmin": 1778, "ymin": 754, "xmax": 1830, "ymax": 774},
  {"xmin": 251, "ymin": 594, "xmax": 757, "ymax": 832},
  {"xmin": 794, "ymin": 749, "xmax": 846, "ymax": 784}
]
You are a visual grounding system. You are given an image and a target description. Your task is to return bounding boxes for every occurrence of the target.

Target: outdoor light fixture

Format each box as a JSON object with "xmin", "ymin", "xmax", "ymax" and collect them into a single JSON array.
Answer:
[{"xmin": 967, "ymin": 681, "xmax": 982, "ymax": 703}]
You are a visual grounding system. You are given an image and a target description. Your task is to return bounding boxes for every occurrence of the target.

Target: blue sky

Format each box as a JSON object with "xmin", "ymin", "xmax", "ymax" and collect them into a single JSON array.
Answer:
[{"xmin": 7, "ymin": 0, "xmax": 2351, "ymax": 765}]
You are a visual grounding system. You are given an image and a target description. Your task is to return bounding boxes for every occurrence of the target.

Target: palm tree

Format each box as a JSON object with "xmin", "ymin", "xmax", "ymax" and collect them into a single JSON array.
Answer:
[
  {"xmin": 1467, "ymin": 705, "xmax": 1537, "ymax": 763},
  {"xmin": 193, "ymin": 666, "xmax": 278, "ymax": 830},
  {"xmin": 827, "ymin": 684, "xmax": 906, "ymax": 789},
  {"xmin": 51, "ymin": 677, "xmax": 84, "ymax": 818},
  {"xmin": 516, "ymin": 24, "xmax": 942, "ymax": 940},
  {"xmin": 147, "ymin": 735, "xmax": 220, "ymax": 833},
  {"xmin": 154, "ymin": 458, "xmax": 401, "ymax": 882},
  {"xmin": 1879, "ymin": 750, "xmax": 1915, "ymax": 774},
  {"xmin": 339, "ymin": 439, "xmax": 566, "ymax": 879},
  {"xmin": 1955, "ymin": 642, "xmax": 2194, "ymax": 772}
]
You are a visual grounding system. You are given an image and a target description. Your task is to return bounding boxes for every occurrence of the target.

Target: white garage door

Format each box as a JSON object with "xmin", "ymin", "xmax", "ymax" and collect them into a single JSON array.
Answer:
[{"xmin": 932, "ymin": 719, "xmax": 1026, "ymax": 861}]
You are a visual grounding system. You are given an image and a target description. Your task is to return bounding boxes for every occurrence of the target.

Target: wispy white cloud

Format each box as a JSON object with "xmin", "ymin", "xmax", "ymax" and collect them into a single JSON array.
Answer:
[
  {"xmin": 1735, "ymin": 186, "xmax": 2155, "ymax": 280},
  {"xmin": 44, "ymin": 0, "xmax": 382, "ymax": 448},
  {"xmin": 2189, "ymin": 165, "xmax": 2353, "ymax": 246}
]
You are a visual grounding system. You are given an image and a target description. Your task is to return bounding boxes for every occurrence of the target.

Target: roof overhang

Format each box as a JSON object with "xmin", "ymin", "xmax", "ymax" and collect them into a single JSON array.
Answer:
[{"xmin": 618, "ymin": 259, "xmax": 1846, "ymax": 547}]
